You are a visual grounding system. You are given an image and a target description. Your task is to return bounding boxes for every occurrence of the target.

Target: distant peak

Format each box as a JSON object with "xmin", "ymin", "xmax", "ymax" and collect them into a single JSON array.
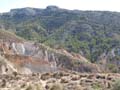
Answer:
[{"xmin": 46, "ymin": 5, "xmax": 59, "ymax": 11}]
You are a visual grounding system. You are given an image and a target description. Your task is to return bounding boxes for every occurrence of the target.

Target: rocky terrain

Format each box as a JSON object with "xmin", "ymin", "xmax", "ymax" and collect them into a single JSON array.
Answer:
[
  {"xmin": 0, "ymin": 6, "xmax": 120, "ymax": 90},
  {"xmin": 0, "ymin": 71, "xmax": 120, "ymax": 90},
  {"xmin": 0, "ymin": 30, "xmax": 100, "ymax": 74},
  {"xmin": 0, "ymin": 28, "xmax": 119, "ymax": 90},
  {"xmin": 0, "ymin": 28, "xmax": 120, "ymax": 90}
]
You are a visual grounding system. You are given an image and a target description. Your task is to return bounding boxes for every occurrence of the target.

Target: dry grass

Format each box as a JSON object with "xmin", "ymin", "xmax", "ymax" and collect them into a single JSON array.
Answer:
[
  {"xmin": 0, "ymin": 29, "xmax": 24, "ymax": 42},
  {"xmin": 50, "ymin": 83, "xmax": 63, "ymax": 90}
]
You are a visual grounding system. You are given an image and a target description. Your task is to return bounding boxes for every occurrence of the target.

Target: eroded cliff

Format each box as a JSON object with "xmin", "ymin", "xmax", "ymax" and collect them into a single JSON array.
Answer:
[{"xmin": 0, "ymin": 30, "xmax": 100, "ymax": 74}]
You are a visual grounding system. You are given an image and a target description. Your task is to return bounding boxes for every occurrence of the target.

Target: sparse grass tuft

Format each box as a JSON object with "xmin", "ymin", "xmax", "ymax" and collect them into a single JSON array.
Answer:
[{"xmin": 50, "ymin": 83, "xmax": 63, "ymax": 90}]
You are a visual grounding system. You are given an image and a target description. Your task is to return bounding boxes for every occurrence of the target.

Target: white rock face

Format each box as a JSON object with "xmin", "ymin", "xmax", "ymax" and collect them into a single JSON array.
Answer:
[
  {"xmin": 20, "ymin": 67, "xmax": 32, "ymax": 74},
  {"xmin": 1, "ymin": 65, "xmax": 6, "ymax": 74},
  {"xmin": 20, "ymin": 43, "xmax": 25, "ymax": 54},
  {"xmin": 11, "ymin": 43, "xmax": 25, "ymax": 55},
  {"xmin": 44, "ymin": 50, "xmax": 48, "ymax": 61},
  {"xmin": 12, "ymin": 43, "xmax": 18, "ymax": 54},
  {"xmin": 111, "ymin": 48, "xmax": 115, "ymax": 57}
]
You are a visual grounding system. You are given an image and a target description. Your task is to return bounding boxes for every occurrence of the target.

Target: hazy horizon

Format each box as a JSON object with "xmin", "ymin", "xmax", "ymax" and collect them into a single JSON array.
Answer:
[{"xmin": 0, "ymin": 0, "xmax": 120, "ymax": 13}]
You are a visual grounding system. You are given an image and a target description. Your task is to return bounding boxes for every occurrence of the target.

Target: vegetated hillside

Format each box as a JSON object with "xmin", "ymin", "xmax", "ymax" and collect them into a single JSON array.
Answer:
[
  {"xmin": 0, "ymin": 6, "xmax": 120, "ymax": 68},
  {"xmin": 0, "ymin": 30, "xmax": 24, "ymax": 42}
]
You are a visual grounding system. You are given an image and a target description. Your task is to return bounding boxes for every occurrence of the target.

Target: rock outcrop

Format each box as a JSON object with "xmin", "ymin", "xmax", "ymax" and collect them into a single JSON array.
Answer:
[{"xmin": 0, "ymin": 30, "xmax": 100, "ymax": 74}]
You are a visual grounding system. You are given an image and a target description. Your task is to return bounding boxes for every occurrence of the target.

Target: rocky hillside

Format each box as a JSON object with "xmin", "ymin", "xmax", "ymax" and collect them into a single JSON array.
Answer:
[
  {"xmin": 0, "ymin": 7, "xmax": 120, "ymax": 90},
  {"xmin": 0, "ymin": 6, "xmax": 119, "ymax": 67},
  {"xmin": 0, "ymin": 30, "xmax": 100, "ymax": 74}
]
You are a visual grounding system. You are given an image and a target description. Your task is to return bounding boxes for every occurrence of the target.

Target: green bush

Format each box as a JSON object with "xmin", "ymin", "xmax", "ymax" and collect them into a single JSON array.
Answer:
[
  {"xmin": 112, "ymin": 80, "xmax": 120, "ymax": 90},
  {"xmin": 92, "ymin": 82, "xmax": 102, "ymax": 90}
]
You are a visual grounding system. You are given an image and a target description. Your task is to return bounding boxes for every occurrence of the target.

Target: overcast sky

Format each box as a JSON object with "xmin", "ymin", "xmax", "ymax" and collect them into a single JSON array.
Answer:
[{"xmin": 0, "ymin": 0, "xmax": 119, "ymax": 12}]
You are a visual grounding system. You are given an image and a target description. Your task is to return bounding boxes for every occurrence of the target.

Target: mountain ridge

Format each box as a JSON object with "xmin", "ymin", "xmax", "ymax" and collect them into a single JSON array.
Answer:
[{"xmin": 0, "ymin": 6, "xmax": 120, "ymax": 73}]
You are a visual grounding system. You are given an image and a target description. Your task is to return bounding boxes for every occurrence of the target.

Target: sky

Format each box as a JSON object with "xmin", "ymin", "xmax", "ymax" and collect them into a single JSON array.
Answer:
[{"xmin": 0, "ymin": 0, "xmax": 120, "ymax": 12}]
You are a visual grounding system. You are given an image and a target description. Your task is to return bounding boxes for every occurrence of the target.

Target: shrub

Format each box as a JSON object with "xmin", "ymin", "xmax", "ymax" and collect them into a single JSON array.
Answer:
[
  {"xmin": 112, "ymin": 80, "xmax": 120, "ymax": 90},
  {"xmin": 92, "ymin": 83, "xmax": 102, "ymax": 90},
  {"xmin": 50, "ymin": 83, "xmax": 63, "ymax": 90},
  {"xmin": 35, "ymin": 83, "xmax": 44, "ymax": 90}
]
